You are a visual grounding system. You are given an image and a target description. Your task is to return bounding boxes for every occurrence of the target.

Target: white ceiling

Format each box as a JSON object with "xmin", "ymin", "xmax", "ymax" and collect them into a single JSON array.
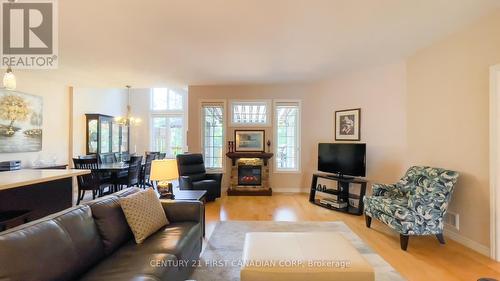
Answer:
[{"xmin": 59, "ymin": 0, "xmax": 500, "ymax": 87}]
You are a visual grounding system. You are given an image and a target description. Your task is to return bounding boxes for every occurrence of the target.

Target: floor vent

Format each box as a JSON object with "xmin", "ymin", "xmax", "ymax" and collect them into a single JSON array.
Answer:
[{"xmin": 444, "ymin": 211, "xmax": 459, "ymax": 230}]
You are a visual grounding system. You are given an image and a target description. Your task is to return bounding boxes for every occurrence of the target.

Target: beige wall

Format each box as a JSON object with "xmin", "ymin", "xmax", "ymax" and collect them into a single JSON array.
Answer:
[
  {"xmin": 406, "ymin": 10, "xmax": 500, "ymax": 248},
  {"xmin": 188, "ymin": 61, "xmax": 408, "ymax": 192},
  {"xmin": 312, "ymin": 62, "xmax": 408, "ymax": 184}
]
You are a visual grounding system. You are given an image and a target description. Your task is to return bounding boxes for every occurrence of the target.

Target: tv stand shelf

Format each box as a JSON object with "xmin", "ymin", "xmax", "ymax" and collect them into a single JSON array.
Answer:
[{"xmin": 309, "ymin": 173, "xmax": 367, "ymax": 216}]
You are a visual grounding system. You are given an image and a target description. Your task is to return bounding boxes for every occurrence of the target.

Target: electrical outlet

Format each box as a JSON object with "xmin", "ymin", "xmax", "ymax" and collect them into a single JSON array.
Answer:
[{"xmin": 444, "ymin": 211, "xmax": 459, "ymax": 230}]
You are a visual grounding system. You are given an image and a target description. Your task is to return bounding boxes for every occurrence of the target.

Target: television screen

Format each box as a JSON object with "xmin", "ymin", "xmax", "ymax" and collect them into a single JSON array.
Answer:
[{"xmin": 318, "ymin": 143, "xmax": 366, "ymax": 177}]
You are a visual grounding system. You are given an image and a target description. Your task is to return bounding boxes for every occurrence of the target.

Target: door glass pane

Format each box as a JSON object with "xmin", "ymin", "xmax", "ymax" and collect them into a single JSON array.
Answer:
[
  {"xmin": 152, "ymin": 116, "xmax": 184, "ymax": 158},
  {"xmin": 276, "ymin": 105, "xmax": 299, "ymax": 170},
  {"xmin": 112, "ymin": 122, "xmax": 120, "ymax": 152},
  {"xmin": 203, "ymin": 105, "xmax": 224, "ymax": 169},
  {"xmin": 88, "ymin": 119, "xmax": 98, "ymax": 153},
  {"xmin": 100, "ymin": 120, "xmax": 110, "ymax": 153}
]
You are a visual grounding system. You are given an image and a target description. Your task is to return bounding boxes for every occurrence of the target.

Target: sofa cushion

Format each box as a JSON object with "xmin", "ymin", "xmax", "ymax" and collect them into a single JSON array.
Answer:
[
  {"xmin": 117, "ymin": 222, "xmax": 202, "ymax": 261},
  {"xmin": 0, "ymin": 206, "xmax": 104, "ymax": 281},
  {"xmin": 120, "ymin": 188, "xmax": 169, "ymax": 244},
  {"xmin": 78, "ymin": 252, "xmax": 178, "ymax": 281},
  {"xmin": 79, "ymin": 222, "xmax": 202, "ymax": 281},
  {"xmin": 86, "ymin": 196, "xmax": 134, "ymax": 256}
]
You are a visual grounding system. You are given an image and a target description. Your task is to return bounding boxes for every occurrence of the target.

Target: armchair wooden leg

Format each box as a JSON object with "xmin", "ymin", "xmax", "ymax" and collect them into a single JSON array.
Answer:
[
  {"xmin": 400, "ymin": 234, "xmax": 409, "ymax": 251},
  {"xmin": 365, "ymin": 216, "xmax": 372, "ymax": 228},
  {"xmin": 436, "ymin": 233, "xmax": 445, "ymax": 244}
]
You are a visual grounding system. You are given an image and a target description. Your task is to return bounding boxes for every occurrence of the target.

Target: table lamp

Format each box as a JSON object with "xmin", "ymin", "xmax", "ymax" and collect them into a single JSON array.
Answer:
[{"xmin": 150, "ymin": 159, "xmax": 178, "ymax": 199}]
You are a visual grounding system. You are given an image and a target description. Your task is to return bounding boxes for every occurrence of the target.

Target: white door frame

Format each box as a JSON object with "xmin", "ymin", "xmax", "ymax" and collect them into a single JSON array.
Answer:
[{"xmin": 489, "ymin": 64, "xmax": 500, "ymax": 260}]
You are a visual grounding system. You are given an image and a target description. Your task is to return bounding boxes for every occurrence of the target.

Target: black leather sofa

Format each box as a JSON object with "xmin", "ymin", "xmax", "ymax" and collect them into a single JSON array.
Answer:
[
  {"xmin": 0, "ymin": 188, "xmax": 203, "ymax": 281},
  {"xmin": 176, "ymin": 153, "xmax": 222, "ymax": 201}
]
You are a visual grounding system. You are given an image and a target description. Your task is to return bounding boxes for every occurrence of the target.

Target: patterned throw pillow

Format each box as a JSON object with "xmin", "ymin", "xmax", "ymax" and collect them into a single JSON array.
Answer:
[{"xmin": 119, "ymin": 188, "xmax": 169, "ymax": 244}]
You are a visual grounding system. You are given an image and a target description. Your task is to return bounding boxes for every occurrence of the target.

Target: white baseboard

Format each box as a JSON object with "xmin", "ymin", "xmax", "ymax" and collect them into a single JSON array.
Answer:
[
  {"xmin": 445, "ymin": 229, "xmax": 490, "ymax": 256},
  {"xmin": 220, "ymin": 187, "xmax": 307, "ymax": 194},
  {"xmin": 272, "ymin": 187, "xmax": 307, "ymax": 193}
]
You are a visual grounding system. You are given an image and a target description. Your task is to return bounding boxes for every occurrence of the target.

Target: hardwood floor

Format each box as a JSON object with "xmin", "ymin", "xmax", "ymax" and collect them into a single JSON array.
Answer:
[{"xmin": 204, "ymin": 193, "xmax": 500, "ymax": 281}]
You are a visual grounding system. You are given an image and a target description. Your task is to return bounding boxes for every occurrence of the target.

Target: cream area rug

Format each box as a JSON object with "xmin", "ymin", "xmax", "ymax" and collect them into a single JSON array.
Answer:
[{"xmin": 189, "ymin": 221, "xmax": 405, "ymax": 281}]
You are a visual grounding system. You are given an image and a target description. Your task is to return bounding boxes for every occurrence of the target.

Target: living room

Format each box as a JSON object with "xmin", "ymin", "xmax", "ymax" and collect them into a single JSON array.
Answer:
[{"xmin": 0, "ymin": 1, "xmax": 499, "ymax": 280}]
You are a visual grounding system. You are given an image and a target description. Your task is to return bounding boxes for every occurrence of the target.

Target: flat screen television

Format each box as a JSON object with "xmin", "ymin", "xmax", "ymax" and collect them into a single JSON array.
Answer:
[{"xmin": 318, "ymin": 143, "xmax": 366, "ymax": 177}]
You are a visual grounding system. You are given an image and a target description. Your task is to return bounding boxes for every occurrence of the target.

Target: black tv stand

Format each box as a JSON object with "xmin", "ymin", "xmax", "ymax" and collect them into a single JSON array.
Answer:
[
  {"xmin": 309, "ymin": 173, "xmax": 367, "ymax": 215},
  {"xmin": 335, "ymin": 173, "xmax": 355, "ymax": 180}
]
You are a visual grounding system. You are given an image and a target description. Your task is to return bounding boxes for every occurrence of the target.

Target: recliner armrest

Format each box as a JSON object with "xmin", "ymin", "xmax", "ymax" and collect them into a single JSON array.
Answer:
[
  {"xmin": 179, "ymin": 175, "xmax": 194, "ymax": 189},
  {"xmin": 205, "ymin": 173, "xmax": 222, "ymax": 183},
  {"xmin": 160, "ymin": 200, "xmax": 203, "ymax": 223}
]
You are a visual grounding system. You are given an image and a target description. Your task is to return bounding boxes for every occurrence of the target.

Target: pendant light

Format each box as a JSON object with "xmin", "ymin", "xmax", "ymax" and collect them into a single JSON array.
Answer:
[{"xmin": 3, "ymin": 67, "xmax": 16, "ymax": 90}]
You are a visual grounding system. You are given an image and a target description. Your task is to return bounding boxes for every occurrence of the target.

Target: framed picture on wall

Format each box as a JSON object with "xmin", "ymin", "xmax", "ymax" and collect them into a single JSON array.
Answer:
[
  {"xmin": 0, "ymin": 90, "xmax": 43, "ymax": 153},
  {"xmin": 235, "ymin": 130, "xmax": 265, "ymax": 152},
  {"xmin": 335, "ymin": 108, "xmax": 361, "ymax": 141}
]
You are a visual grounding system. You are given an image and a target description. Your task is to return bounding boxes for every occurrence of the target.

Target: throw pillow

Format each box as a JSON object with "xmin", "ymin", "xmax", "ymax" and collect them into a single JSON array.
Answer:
[{"xmin": 119, "ymin": 188, "xmax": 169, "ymax": 244}]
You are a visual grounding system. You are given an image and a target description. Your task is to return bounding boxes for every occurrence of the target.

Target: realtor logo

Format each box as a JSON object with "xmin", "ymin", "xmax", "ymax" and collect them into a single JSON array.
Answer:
[{"xmin": 1, "ymin": 0, "xmax": 58, "ymax": 69}]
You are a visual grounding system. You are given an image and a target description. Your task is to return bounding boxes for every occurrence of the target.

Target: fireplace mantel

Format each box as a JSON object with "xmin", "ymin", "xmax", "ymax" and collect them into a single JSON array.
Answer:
[
  {"xmin": 226, "ymin": 152, "xmax": 274, "ymax": 166},
  {"xmin": 226, "ymin": 152, "xmax": 273, "ymax": 196}
]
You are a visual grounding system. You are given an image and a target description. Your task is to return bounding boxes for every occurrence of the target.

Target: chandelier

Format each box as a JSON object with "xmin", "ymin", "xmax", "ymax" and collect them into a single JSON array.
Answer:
[{"xmin": 115, "ymin": 85, "xmax": 141, "ymax": 126}]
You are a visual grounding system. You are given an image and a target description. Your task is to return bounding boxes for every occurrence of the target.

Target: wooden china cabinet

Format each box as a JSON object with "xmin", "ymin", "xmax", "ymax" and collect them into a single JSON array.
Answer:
[{"xmin": 85, "ymin": 114, "xmax": 129, "ymax": 155}]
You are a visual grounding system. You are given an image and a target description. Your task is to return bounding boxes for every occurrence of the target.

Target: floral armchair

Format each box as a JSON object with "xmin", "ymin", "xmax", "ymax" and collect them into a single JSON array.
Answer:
[{"xmin": 363, "ymin": 166, "xmax": 459, "ymax": 250}]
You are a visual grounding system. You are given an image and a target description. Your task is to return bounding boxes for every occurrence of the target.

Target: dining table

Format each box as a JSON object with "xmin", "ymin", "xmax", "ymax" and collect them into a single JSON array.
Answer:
[
  {"xmin": 97, "ymin": 162, "xmax": 133, "ymax": 171},
  {"xmin": 96, "ymin": 161, "xmax": 146, "ymax": 191}
]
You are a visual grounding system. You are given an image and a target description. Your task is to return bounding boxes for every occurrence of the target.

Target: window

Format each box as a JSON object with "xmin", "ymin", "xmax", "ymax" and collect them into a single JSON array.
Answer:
[
  {"xmin": 230, "ymin": 100, "xmax": 270, "ymax": 126},
  {"xmin": 274, "ymin": 101, "xmax": 301, "ymax": 172},
  {"xmin": 152, "ymin": 88, "xmax": 183, "ymax": 111},
  {"xmin": 201, "ymin": 102, "xmax": 225, "ymax": 170},
  {"xmin": 150, "ymin": 88, "xmax": 187, "ymax": 158}
]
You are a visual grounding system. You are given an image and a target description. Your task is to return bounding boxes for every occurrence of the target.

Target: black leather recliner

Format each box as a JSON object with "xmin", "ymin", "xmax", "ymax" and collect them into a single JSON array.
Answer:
[{"xmin": 176, "ymin": 153, "xmax": 222, "ymax": 201}]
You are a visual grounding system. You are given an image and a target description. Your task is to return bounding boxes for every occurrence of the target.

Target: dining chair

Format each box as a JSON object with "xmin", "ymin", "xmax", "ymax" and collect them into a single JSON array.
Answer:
[
  {"xmin": 119, "ymin": 152, "xmax": 132, "ymax": 162},
  {"xmin": 72, "ymin": 158, "xmax": 112, "ymax": 204},
  {"xmin": 79, "ymin": 154, "xmax": 113, "ymax": 183},
  {"xmin": 116, "ymin": 155, "xmax": 143, "ymax": 188},
  {"xmin": 78, "ymin": 154, "xmax": 97, "ymax": 160},
  {"xmin": 145, "ymin": 151, "xmax": 160, "ymax": 158},
  {"xmin": 158, "ymin": 152, "xmax": 166, "ymax": 160},
  {"xmin": 99, "ymin": 153, "xmax": 117, "ymax": 164},
  {"xmin": 141, "ymin": 153, "xmax": 156, "ymax": 188}
]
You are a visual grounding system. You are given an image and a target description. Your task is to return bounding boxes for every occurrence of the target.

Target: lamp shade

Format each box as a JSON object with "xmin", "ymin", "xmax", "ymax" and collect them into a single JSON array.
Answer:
[{"xmin": 150, "ymin": 159, "xmax": 179, "ymax": 181}]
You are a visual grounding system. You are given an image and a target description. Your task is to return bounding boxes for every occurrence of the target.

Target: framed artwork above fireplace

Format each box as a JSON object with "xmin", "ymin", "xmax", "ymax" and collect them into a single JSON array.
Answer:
[{"xmin": 234, "ymin": 130, "xmax": 265, "ymax": 152}]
